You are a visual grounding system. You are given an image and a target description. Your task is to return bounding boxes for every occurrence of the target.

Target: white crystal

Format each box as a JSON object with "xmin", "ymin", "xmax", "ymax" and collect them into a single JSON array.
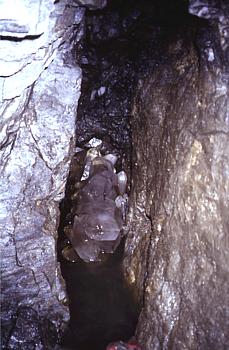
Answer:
[
  {"xmin": 86, "ymin": 138, "xmax": 102, "ymax": 148},
  {"xmin": 81, "ymin": 162, "xmax": 91, "ymax": 181},
  {"xmin": 207, "ymin": 48, "xmax": 214, "ymax": 62},
  {"xmin": 103, "ymin": 153, "xmax": 118, "ymax": 165},
  {"xmin": 97, "ymin": 86, "xmax": 106, "ymax": 96},
  {"xmin": 68, "ymin": 154, "xmax": 125, "ymax": 262},
  {"xmin": 115, "ymin": 193, "xmax": 128, "ymax": 221},
  {"xmin": 117, "ymin": 170, "xmax": 127, "ymax": 195}
]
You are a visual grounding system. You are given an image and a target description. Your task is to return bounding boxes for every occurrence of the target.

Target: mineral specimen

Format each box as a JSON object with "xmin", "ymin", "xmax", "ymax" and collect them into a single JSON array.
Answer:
[{"xmin": 63, "ymin": 144, "xmax": 128, "ymax": 262}]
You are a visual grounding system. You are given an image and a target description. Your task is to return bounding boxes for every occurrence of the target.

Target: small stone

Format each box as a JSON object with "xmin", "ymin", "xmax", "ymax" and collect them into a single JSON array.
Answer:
[{"xmin": 97, "ymin": 86, "xmax": 106, "ymax": 96}]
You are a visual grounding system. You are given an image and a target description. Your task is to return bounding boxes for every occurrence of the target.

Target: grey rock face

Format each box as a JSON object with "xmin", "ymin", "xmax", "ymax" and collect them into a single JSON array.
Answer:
[
  {"xmin": 0, "ymin": 1, "xmax": 83, "ymax": 348},
  {"xmin": 123, "ymin": 4, "xmax": 229, "ymax": 350},
  {"xmin": 0, "ymin": 0, "xmax": 53, "ymax": 38},
  {"xmin": 0, "ymin": 1, "xmax": 84, "ymax": 100}
]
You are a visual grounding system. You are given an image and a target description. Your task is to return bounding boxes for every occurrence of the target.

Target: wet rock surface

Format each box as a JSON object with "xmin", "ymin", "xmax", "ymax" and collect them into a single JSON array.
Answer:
[
  {"xmin": 123, "ymin": 2, "xmax": 229, "ymax": 349},
  {"xmin": 1, "ymin": 0, "xmax": 229, "ymax": 349},
  {"xmin": 61, "ymin": 250, "xmax": 138, "ymax": 350},
  {"xmin": 0, "ymin": 1, "xmax": 83, "ymax": 348}
]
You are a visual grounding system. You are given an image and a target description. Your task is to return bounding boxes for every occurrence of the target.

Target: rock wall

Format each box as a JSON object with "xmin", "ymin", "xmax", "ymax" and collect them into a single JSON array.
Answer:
[
  {"xmin": 0, "ymin": 1, "xmax": 84, "ymax": 348},
  {"xmin": 124, "ymin": 2, "xmax": 229, "ymax": 349},
  {"xmin": 1, "ymin": 0, "xmax": 228, "ymax": 349}
]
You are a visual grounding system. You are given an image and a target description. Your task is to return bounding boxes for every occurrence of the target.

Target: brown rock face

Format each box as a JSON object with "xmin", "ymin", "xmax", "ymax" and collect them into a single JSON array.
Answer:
[{"xmin": 124, "ymin": 11, "xmax": 229, "ymax": 350}]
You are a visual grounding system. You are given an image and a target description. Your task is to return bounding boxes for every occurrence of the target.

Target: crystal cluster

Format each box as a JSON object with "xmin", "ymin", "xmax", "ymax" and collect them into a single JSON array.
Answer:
[{"xmin": 65, "ymin": 142, "xmax": 128, "ymax": 262}]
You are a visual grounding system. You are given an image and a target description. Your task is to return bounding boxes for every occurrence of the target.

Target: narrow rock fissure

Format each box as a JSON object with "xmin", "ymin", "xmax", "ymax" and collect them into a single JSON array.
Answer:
[
  {"xmin": 57, "ymin": 1, "xmax": 214, "ymax": 350},
  {"xmin": 58, "ymin": 2, "xmax": 141, "ymax": 348}
]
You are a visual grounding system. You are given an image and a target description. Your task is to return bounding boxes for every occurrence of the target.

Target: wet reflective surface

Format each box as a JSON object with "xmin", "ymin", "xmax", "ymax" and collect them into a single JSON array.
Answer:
[{"xmin": 60, "ymin": 241, "xmax": 138, "ymax": 350}]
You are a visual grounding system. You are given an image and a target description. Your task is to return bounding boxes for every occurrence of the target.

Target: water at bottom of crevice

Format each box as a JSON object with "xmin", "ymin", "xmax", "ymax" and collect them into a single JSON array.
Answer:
[{"xmin": 60, "ymin": 239, "xmax": 139, "ymax": 350}]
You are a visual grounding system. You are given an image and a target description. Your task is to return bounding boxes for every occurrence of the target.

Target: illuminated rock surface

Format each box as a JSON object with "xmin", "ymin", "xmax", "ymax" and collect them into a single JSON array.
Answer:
[
  {"xmin": 0, "ymin": 1, "xmax": 83, "ymax": 348},
  {"xmin": 124, "ymin": 1, "xmax": 229, "ymax": 349}
]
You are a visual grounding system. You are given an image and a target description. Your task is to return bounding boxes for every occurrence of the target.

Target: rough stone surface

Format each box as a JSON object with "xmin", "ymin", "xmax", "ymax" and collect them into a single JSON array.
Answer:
[
  {"xmin": 0, "ymin": 1, "xmax": 84, "ymax": 100},
  {"xmin": 0, "ymin": 0, "xmax": 53, "ymax": 38},
  {"xmin": 123, "ymin": 2, "xmax": 229, "ymax": 349},
  {"xmin": 0, "ymin": 1, "xmax": 83, "ymax": 348},
  {"xmin": 74, "ymin": 0, "xmax": 107, "ymax": 10},
  {"xmin": 189, "ymin": 0, "xmax": 229, "ymax": 53}
]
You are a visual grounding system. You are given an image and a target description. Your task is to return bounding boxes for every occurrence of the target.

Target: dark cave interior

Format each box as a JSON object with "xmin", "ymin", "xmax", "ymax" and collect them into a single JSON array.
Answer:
[{"xmin": 57, "ymin": 1, "xmax": 203, "ymax": 349}]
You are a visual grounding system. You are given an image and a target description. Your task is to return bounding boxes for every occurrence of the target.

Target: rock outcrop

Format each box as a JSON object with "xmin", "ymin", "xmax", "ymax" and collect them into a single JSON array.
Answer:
[
  {"xmin": 0, "ymin": 1, "xmax": 83, "ymax": 348},
  {"xmin": 124, "ymin": 1, "xmax": 229, "ymax": 349}
]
